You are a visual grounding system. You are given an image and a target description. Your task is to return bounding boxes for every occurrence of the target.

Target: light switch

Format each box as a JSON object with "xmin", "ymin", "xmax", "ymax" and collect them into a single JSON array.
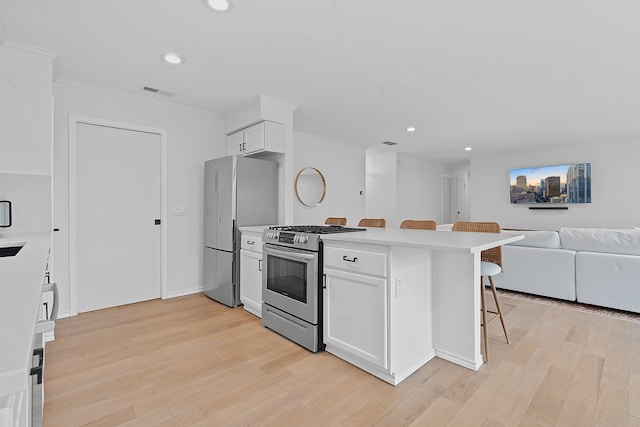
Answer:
[
  {"xmin": 174, "ymin": 206, "xmax": 189, "ymax": 216},
  {"xmin": 396, "ymin": 279, "xmax": 403, "ymax": 298}
]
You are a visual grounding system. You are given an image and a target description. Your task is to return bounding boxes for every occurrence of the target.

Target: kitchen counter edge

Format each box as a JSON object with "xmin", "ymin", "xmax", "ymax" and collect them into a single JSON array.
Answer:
[{"xmin": 320, "ymin": 228, "xmax": 524, "ymax": 253}]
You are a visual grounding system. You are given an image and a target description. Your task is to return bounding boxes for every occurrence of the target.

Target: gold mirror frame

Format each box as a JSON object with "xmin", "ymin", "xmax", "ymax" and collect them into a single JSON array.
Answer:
[{"xmin": 295, "ymin": 167, "xmax": 327, "ymax": 207}]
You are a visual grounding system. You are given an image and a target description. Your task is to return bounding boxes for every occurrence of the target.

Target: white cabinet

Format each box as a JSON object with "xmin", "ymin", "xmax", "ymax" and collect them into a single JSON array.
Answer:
[
  {"xmin": 227, "ymin": 121, "xmax": 285, "ymax": 157},
  {"xmin": 227, "ymin": 131, "xmax": 244, "ymax": 156},
  {"xmin": 324, "ymin": 268, "xmax": 388, "ymax": 369},
  {"xmin": 323, "ymin": 241, "xmax": 434, "ymax": 385},
  {"xmin": 240, "ymin": 232, "xmax": 263, "ymax": 317},
  {"xmin": 324, "ymin": 244, "xmax": 389, "ymax": 370}
]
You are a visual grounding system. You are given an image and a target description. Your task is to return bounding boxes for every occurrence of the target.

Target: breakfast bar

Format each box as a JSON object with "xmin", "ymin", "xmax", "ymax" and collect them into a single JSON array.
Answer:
[{"xmin": 320, "ymin": 228, "xmax": 523, "ymax": 385}]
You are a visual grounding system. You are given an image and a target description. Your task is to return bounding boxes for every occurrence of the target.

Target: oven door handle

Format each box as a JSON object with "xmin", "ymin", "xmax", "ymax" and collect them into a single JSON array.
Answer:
[{"xmin": 263, "ymin": 245, "xmax": 316, "ymax": 262}]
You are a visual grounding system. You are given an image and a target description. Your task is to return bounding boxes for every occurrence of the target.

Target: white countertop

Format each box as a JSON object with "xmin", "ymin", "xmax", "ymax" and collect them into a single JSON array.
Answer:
[
  {"xmin": 320, "ymin": 228, "xmax": 523, "ymax": 253},
  {"xmin": 239, "ymin": 225, "xmax": 272, "ymax": 234},
  {"xmin": 0, "ymin": 232, "xmax": 51, "ymax": 398}
]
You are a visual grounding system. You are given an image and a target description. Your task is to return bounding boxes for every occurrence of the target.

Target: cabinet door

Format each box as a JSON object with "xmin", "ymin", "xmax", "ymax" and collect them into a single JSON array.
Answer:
[
  {"xmin": 242, "ymin": 122, "xmax": 266, "ymax": 155},
  {"xmin": 240, "ymin": 249, "xmax": 263, "ymax": 317},
  {"xmin": 324, "ymin": 268, "xmax": 388, "ymax": 369},
  {"xmin": 227, "ymin": 131, "xmax": 244, "ymax": 156}
]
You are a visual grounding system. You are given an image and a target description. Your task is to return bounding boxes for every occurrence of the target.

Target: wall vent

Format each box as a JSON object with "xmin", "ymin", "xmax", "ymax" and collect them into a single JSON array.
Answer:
[
  {"xmin": 141, "ymin": 86, "xmax": 174, "ymax": 97},
  {"xmin": 381, "ymin": 141, "xmax": 398, "ymax": 146}
]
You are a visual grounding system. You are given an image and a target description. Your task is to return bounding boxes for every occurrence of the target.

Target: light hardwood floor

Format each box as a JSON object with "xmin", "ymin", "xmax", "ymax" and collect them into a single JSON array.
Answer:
[{"xmin": 44, "ymin": 293, "xmax": 640, "ymax": 426}]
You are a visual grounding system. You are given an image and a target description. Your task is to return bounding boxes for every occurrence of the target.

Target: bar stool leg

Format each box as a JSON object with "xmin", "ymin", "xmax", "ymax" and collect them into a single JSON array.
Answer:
[
  {"xmin": 480, "ymin": 276, "xmax": 489, "ymax": 363},
  {"xmin": 488, "ymin": 276, "xmax": 509, "ymax": 344}
]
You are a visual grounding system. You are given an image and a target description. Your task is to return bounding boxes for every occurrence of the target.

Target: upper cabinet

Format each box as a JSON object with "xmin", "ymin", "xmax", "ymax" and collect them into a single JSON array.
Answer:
[{"xmin": 227, "ymin": 121, "xmax": 286, "ymax": 156}]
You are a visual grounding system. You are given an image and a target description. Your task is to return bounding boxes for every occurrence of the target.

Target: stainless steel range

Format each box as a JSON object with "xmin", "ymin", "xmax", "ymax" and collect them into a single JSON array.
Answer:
[{"xmin": 262, "ymin": 225, "xmax": 365, "ymax": 352}]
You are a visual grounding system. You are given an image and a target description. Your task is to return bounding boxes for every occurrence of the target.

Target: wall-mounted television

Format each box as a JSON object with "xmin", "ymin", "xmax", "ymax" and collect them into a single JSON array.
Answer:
[{"xmin": 510, "ymin": 163, "xmax": 591, "ymax": 204}]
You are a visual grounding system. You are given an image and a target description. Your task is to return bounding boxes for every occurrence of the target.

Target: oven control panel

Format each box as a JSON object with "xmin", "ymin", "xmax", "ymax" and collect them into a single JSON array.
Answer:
[
  {"xmin": 264, "ymin": 232, "xmax": 310, "ymax": 244},
  {"xmin": 278, "ymin": 232, "xmax": 295, "ymax": 244},
  {"xmin": 263, "ymin": 229, "xmax": 320, "ymax": 250}
]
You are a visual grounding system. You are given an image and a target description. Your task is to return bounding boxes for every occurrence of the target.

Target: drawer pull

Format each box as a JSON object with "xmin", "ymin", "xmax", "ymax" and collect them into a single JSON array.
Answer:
[
  {"xmin": 342, "ymin": 255, "xmax": 358, "ymax": 263},
  {"xmin": 247, "ymin": 240, "xmax": 255, "ymax": 245},
  {"xmin": 31, "ymin": 348, "xmax": 44, "ymax": 384}
]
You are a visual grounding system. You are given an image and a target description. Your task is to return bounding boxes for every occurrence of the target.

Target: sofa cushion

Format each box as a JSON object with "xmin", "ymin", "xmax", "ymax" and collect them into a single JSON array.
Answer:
[
  {"xmin": 559, "ymin": 228, "xmax": 640, "ymax": 255},
  {"xmin": 575, "ymin": 252, "xmax": 640, "ymax": 313},
  {"xmin": 500, "ymin": 229, "xmax": 561, "ymax": 249},
  {"xmin": 493, "ymin": 245, "xmax": 576, "ymax": 301}
]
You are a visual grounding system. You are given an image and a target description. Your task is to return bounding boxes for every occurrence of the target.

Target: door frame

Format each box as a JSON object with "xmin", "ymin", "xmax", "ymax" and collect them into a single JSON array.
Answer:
[
  {"xmin": 441, "ymin": 175, "xmax": 454, "ymax": 225},
  {"xmin": 68, "ymin": 115, "xmax": 168, "ymax": 316}
]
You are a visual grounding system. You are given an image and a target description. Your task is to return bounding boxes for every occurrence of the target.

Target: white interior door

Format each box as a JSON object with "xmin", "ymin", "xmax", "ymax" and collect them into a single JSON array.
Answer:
[
  {"xmin": 456, "ymin": 175, "xmax": 469, "ymax": 222},
  {"xmin": 76, "ymin": 123, "xmax": 161, "ymax": 312}
]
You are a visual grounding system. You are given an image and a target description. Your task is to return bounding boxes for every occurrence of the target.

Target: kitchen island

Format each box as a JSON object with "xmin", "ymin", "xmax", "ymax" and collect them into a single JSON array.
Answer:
[
  {"xmin": 0, "ymin": 232, "xmax": 51, "ymax": 426},
  {"xmin": 321, "ymin": 228, "xmax": 523, "ymax": 385}
]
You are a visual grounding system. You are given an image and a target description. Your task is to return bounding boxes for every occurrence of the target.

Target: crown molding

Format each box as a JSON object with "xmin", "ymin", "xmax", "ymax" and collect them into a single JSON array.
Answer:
[
  {"xmin": 55, "ymin": 78, "xmax": 219, "ymax": 117},
  {"xmin": 3, "ymin": 39, "xmax": 58, "ymax": 58}
]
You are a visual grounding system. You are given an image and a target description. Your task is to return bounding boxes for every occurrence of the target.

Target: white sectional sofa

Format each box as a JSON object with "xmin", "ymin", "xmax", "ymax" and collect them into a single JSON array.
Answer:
[
  {"xmin": 560, "ymin": 228, "xmax": 640, "ymax": 313},
  {"xmin": 494, "ymin": 230, "xmax": 576, "ymax": 301},
  {"xmin": 496, "ymin": 227, "xmax": 640, "ymax": 313}
]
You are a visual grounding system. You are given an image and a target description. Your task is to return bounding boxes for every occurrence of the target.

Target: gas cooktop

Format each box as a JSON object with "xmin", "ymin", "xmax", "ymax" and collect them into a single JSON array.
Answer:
[{"xmin": 268, "ymin": 225, "xmax": 366, "ymax": 234}]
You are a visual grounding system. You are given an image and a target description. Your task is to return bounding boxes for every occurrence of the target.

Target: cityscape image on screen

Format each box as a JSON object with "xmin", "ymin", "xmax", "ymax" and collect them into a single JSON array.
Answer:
[{"xmin": 510, "ymin": 163, "xmax": 591, "ymax": 204}]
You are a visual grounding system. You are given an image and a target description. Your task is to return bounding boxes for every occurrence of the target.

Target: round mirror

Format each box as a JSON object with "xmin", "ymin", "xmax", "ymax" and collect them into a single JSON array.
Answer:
[{"xmin": 295, "ymin": 167, "xmax": 326, "ymax": 207}]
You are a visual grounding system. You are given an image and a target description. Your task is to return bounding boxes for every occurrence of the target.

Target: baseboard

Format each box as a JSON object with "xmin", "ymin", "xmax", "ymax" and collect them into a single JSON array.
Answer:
[
  {"xmin": 241, "ymin": 300, "xmax": 262, "ymax": 318},
  {"xmin": 166, "ymin": 287, "xmax": 204, "ymax": 299},
  {"xmin": 435, "ymin": 349, "xmax": 483, "ymax": 371}
]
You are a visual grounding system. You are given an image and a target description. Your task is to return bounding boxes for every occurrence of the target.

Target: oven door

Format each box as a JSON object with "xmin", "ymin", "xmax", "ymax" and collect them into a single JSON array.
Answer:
[{"xmin": 263, "ymin": 244, "xmax": 319, "ymax": 324}]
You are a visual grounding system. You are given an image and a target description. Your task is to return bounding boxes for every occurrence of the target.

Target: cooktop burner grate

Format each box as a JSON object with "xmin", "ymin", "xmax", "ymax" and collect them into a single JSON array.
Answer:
[{"xmin": 268, "ymin": 225, "xmax": 366, "ymax": 234}]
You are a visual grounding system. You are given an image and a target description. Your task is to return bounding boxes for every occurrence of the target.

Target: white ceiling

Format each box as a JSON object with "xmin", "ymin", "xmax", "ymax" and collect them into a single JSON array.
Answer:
[{"xmin": 2, "ymin": 0, "xmax": 639, "ymax": 161}]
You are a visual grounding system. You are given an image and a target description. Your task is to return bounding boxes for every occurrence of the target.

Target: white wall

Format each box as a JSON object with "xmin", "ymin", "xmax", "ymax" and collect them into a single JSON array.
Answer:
[
  {"xmin": 365, "ymin": 151, "xmax": 455, "ymax": 228},
  {"xmin": 0, "ymin": 174, "xmax": 51, "ymax": 233},
  {"xmin": 53, "ymin": 80, "xmax": 224, "ymax": 316},
  {"xmin": 396, "ymin": 154, "xmax": 449, "ymax": 227},
  {"xmin": 0, "ymin": 41, "xmax": 54, "ymax": 174},
  {"xmin": 470, "ymin": 141, "xmax": 640, "ymax": 229},
  {"xmin": 365, "ymin": 151, "xmax": 397, "ymax": 226},
  {"xmin": 293, "ymin": 132, "xmax": 366, "ymax": 227}
]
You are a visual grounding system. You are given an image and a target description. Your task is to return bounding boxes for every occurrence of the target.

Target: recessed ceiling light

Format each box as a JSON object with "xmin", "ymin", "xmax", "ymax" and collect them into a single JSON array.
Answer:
[
  {"xmin": 406, "ymin": 126, "xmax": 416, "ymax": 133},
  {"xmin": 207, "ymin": 0, "xmax": 231, "ymax": 12},
  {"xmin": 465, "ymin": 147, "xmax": 472, "ymax": 151},
  {"xmin": 163, "ymin": 53, "xmax": 183, "ymax": 65}
]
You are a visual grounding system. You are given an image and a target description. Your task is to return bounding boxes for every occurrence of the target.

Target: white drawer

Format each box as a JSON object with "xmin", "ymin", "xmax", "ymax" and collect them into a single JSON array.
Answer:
[
  {"xmin": 324, "ymin": 246, "xmax": 387, "ymax": 277},
  {"xmin": 241, "ymin": 236, "xmax": 262, "ymax": 252}
]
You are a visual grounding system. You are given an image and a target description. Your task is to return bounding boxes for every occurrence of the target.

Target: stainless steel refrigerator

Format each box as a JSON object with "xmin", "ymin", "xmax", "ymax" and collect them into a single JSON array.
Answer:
[{"xmin": 204, "ymin": 155, "xmax": 278, "ymax": 307}]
